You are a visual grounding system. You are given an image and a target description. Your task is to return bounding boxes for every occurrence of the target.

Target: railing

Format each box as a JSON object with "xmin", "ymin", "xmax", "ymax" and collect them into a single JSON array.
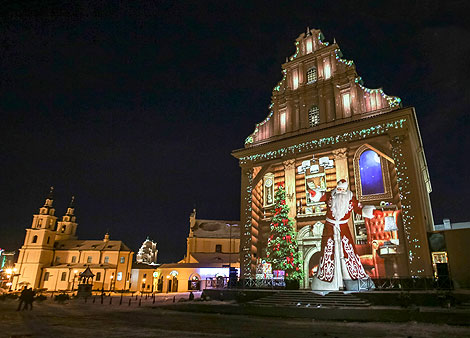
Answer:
[
  {"xmin": 371, "ymin": 277, "xmax": 453, "ymax": 290},
  {"xmin": 205, "ymin": 277, "xmax": 286, "ymax": 289}
]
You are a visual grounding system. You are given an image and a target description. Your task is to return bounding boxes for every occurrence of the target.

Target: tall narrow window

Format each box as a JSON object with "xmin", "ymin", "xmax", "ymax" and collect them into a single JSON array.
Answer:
[
  {"xmin": 32, "ymin": 235, "xmax": 38, "ymax": 243},
  {"xmin": 342, "ymin": 93, "xmax": 351, "ymax": 117},
  {"xmin": 306, "ymin": 38, "xmax": 313, "ymax": 53},
  {"xmin": 359, "ymin": 150, "xmax": 385, "ymax": 195},
  {"xmin": 308, "ymin": 106, "xmax": 320, "ymax": 127},
  {"xmin": 280, "ymin": 111, "xmax": 286, "ymax": 133},
  {"xmin": 87, "ymin": 256, "xmax": 92, "ymax": 263},
  {"xmin": 292, "ymin": 69, "xmax": 299, "ymax": 89},
  {"xmin": 120, "ymin": 257, "xmax": 125, "ymax": 264},
  {"xmin": 96, "ymin": 272, "xmax": 101, "ymax": 281},
  {"xmin": 61, "ymin": 272, "xmax": 67, "ymax": 281},
  {"xmin": 104, "ymin": 256, "xmax": 109, "ymax": 264},
  {"xmin": 306, "ymin": 67, "xmax": 317, "ymax": 84},
  {"xmin": 44, "ymin": 272, "xmax": 49, "ymax": 281},
  {"xmin": 71, "ymin": 256, "xmax": 77, "ymax": 263},
  {"xmin": 215, "ymin": 244, "xmax": 222, "ymax": 253},
  {"xmin": 324, "ymin": 61, "xmax": 331, "ymax": 79}
]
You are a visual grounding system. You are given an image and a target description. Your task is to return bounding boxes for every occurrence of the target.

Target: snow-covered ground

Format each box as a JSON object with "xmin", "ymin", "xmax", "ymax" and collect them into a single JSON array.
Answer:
[{"xmin": 0, "ymin": 294, "xmax": 469, "ymax": 338}]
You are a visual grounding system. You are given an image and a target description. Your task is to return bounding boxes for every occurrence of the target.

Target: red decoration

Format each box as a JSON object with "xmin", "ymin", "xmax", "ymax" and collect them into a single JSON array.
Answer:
[{"xmin": 282, "ymin": 219, "xmax": 289, "ymax": 225}]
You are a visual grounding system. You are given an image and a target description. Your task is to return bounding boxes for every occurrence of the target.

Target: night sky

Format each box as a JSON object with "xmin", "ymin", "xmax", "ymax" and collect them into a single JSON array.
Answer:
[{"xmin": 1, "ymin": 1, "xmax": 469, "ymax": 263}]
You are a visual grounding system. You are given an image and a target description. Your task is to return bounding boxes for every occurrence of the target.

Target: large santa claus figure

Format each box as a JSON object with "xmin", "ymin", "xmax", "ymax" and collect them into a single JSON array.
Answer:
[{"xmin": 309, "ymin": 179, "xmax": 379, "ymax": 291}]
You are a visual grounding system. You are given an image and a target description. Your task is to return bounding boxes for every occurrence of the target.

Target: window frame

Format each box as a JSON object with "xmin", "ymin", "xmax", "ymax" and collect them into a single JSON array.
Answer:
[
  {"xmin": 306, "ymin": 67, "xmax": 317, "ymax": 84},
  {"xmin": 353, "ymin": 144, "xmax": 393, "ymax": 202},
  {"xmin": 308, "ymin": 106, "xmax": 320, "ymax": 127}
]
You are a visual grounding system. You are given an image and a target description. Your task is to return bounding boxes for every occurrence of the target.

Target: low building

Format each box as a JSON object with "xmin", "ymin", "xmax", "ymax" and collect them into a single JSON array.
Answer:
[{"xmin": 131, "ymin": 209, "xmax": 240, "ymax": 293}]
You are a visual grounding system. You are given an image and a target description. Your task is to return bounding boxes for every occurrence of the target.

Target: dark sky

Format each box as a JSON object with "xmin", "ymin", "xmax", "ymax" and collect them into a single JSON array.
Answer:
[{"xmin": 1, "ymin": 1, "xmax": 469, "ymax": 262}]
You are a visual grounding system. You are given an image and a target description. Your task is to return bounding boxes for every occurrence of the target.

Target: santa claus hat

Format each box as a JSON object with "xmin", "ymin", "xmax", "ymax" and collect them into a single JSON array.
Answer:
[{"xmin": 337, "ymin": 179, "xmax": 348, "ymax": 189}]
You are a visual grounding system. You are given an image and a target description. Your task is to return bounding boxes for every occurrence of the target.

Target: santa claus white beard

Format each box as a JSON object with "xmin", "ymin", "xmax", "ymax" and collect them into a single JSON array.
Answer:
[{"xmin": 331, "ymin": 189, "xmax": 353, "ymax": 221}]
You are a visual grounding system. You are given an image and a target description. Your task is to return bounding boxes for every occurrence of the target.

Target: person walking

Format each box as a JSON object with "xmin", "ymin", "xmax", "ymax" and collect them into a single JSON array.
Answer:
[
  {"xmin": 23, "ymin": 287, "xmax": 35, "ymax": 310},
  {"xmin": 16, "ymin": 286, "xmax": 27, "ymax": 311}
]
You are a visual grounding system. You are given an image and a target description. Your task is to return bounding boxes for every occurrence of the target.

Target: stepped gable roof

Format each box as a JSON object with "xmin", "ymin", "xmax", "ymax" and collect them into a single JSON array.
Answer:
[
  {"xmin": 54, "ymin": 240, "xmax": 131, "ymax": 251},
  {"xmin": 192, "ymin": 219, "xmax": 240, "ymax": 238}
]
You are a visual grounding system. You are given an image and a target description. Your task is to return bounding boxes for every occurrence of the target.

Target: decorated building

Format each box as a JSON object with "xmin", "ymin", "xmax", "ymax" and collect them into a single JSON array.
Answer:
[
  {"xmin": 136, "ymin": 237, "xmax": 158, "ymax": 265},
  {"xmin": 232, "ymin": 28, "xmax": 434, "ymax": 288},
  {"xmin": 12, "ymin": 189, "xmax": 134, "ymax": 291}
]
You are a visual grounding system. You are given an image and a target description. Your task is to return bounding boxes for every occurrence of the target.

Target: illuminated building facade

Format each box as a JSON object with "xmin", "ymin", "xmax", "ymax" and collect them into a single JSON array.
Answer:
[
  {"xmin": 12, "ymin": 189, "xmax": 133, "ymax": 291},
  {"xmin": 232, "ymin": 28, "xmax": 434, "ymax": 288}
]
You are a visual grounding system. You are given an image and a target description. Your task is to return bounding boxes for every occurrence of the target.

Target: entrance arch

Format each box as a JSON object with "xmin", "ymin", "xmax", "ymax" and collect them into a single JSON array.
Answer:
[{"xmin": 296, "ymin": 221, "xmax": 324, "ymax": 289}]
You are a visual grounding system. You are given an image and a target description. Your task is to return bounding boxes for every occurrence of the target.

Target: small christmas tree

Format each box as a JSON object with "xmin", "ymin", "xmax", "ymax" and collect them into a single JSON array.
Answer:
[{"xmin": 266, "ymin": 182, "xmax": 303, "ymax": 281}]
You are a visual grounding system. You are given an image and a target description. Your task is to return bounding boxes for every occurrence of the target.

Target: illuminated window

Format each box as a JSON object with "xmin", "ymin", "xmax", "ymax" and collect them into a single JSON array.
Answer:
[
  {"xmin": 280, "ymin": 111, "xmax": 286, "ymax": 133},
  {"xmin": 342, "ymin": 93, "xmax": 351, "ymax": 116},
  {"xmin": 306, "ymin": 39, "xmax": 313, "ymax": 54},
  {"xmin": 44, "ymin": 272, "xmax": 49, "ymax": 281},
  {"xmin": 308, "ymin": 106, "xmax": 320, "ymax": 127},
  {"xmin": 120, "ymin": 257, "xmax": 125, "ymax": 264},
  {"xmin": 104, "ymin": 256, "xmax": 109, "ymax": 263},
  {"xmin": 61, "ymin": 272, "xmax": 67, "ymax": 281},
  {"xmin": 47, "ymin": 237, "xmax": 50, "ymax": 244},
  {"xmin": 87, "ymin": 256, "xmax": 92, "ymax": 263},
  {"xmin": 96, "ymin": 272, "xmax": 101, "ymax": 281},
  {"xmin": 324, "ymin": 62, "xmax": 331, "ymax": 79},
  {"xmin": 71, "ymin": 256, "xmax": 77, "ymax": 263},
  {"xmin": 359, "ymin": 150, "xmax": 385, "ymax": 195},
  {"xmin": 292, "ymin": 69, "xmax": 299, "ymax": 89},
  {"xmin": 353, "ymin": 145, "xmax": 393, "ymax": 201},
  {"xmin": 306, "ymin": 67, "xmax": 317, "ymax": 84},
  {"xmin": 215, "ymin": 244, "xmax": 222, "ymax": 253},
  {"xmin": 32, "ymin": 235, "xmax": 38, "ymax": 243},
  {"xmin": 117, "ymin": 272, "xmax": 123, "ymax": 281}
]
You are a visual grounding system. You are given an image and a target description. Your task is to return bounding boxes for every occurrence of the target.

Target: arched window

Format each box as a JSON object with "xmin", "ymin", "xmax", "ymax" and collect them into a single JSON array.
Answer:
[
  {"xmin": 308, "ymin": 106, "xmax": 320, "ymax": 127},
  {"xmin": 32, "ymin": 235, "xmax": 38, "ymax": 243},
  {"xmin": 359, "ymin": 150, "xmax": 385, "ymax": 195},
  {"xmin": 353, "ymin": 145, "xmax": 393, "ymax": 201},
  {"xmin": 306, "ymin": 67, "xmax": 317, "ymax": 84}
]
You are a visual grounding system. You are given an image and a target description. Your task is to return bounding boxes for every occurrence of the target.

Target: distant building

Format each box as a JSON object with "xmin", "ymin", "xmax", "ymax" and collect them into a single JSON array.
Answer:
[
  {"xmin": 136, "ymin": 237, "xmax": 158, "ymax": 265},
  {"xmin": 12, "ymin": 189, "xmax": 134, "ymax": 291},
  {"xmin": 434, "ymin": 219, "xmax": 470, "ymax": 231},
  {"xmin": 130, "ymin": 209, "xmax": 240, "ymax": 293}
]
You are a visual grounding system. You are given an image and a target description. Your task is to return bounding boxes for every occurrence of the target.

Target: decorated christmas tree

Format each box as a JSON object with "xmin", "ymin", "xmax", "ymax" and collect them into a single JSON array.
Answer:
[{"xmin": 266, "ymin": 182, "xmax": 303, "ymax": 281}]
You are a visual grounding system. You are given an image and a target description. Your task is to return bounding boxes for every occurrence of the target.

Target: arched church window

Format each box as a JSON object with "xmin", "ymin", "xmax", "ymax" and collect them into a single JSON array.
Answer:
[
  {"xmin": 359, "ymin": 150, "xmax": 385, "ymax": 195},
  {"xmin": 308, "ymin": 106, "xmax": 320, "ymax": 127},
  {"xmin": 32, "ymin": 235, "xmax": 38, "ymax": 243},
  {"xmin": 353, "ymin": 145, "xmax": 393, "ymax": 201},
  {"xmin": 306, "ymin": 67, "xmax": 317, "ymax": 83}
]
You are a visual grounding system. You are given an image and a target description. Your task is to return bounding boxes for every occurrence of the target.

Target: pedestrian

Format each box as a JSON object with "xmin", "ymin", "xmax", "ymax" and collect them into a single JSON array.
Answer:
[
  {"xmin": 16, "ymin": 286, "xmax": 27, "ymax": 311},
  {"xmin": 23, "ymin": 287, "xmax": 35, "ymax": 310}
]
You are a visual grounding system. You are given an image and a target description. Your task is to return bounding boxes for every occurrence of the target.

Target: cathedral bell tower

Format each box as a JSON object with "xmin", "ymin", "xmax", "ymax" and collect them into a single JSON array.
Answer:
[
  {"xmin": 55, "ymin": 196, "xmax": 78, "ymax": 241},
  {"xmin": 14, "ymin": 187, "xmax": 58, "ymax": 289}
]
